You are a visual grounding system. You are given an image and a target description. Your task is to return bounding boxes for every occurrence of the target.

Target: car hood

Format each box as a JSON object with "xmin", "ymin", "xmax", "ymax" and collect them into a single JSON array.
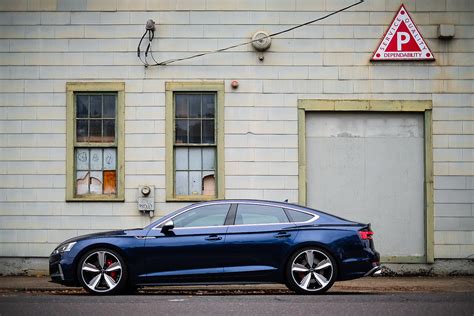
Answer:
[{"xmin": 60, "ymin": 229, "xmax": 142, "ymax": 245}]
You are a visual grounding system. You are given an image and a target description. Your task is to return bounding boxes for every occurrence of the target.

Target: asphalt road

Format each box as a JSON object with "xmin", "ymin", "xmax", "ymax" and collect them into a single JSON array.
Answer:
[{"xmin": 1, "ymin": 292, "xmax": 473, "ymax": 316}]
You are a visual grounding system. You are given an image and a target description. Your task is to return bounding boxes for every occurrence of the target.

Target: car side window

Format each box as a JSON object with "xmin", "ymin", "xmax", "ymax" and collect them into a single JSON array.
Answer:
[
  {"xmin": 235, "ymin": 204, "xmax": 289, "ymax": 225},
  {"xmin": 285, "ymin": 209, "xmax": 314, "ymax": 223},
  {"xmin": 172, "ymin": 204, "xmax": 230, "ymax": 228}
]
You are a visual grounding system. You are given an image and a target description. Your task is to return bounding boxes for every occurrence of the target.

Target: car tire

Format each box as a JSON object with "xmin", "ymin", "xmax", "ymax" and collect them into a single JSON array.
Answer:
[
  {"xmin": 77, "ymin": 248, "xmax": 128, "ymax": 295},
  {"xmin": 285, "ymin": 247, "xmax": 337, "ymax": 295}
]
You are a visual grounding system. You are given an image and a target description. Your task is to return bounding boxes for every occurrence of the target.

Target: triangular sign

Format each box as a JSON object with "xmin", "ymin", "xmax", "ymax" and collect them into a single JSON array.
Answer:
[{"xmin": 371, "ymin": 4, "xmax": 434, "ymax": 61}]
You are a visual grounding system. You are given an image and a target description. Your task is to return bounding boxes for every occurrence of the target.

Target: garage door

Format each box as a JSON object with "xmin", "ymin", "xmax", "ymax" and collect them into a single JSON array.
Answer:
[{"xmin": 306, "ymin": 112, "xmax": 425, "ymax": 258}]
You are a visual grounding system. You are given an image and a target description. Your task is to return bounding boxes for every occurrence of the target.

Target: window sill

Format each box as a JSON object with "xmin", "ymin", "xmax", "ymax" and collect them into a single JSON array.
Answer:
[{"xmin": 66, "ymin": 196, "xmax": 124, "ymax": 202}]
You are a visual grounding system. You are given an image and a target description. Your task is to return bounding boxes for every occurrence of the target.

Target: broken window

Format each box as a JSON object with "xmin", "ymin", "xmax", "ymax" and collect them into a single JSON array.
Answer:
[
  {"xmin": 74, "ymin": 93, "xmax": 118, "ymax": 196},
  {"xmin": 174, "ymin": 93, "xmax": 217, "ymax": 197}
]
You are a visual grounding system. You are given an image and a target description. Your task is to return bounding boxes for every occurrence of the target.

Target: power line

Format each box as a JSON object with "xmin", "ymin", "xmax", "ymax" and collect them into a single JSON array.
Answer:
[{"xmin": 138, "ymin": 0, "xmax": 364, "ymax": 67}]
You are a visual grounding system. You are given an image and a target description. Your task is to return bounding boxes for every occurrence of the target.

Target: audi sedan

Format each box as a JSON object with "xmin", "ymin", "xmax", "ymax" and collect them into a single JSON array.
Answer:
[{"xmin": 50, "ymin": 199, "xmax": 380, "ymax": 295}]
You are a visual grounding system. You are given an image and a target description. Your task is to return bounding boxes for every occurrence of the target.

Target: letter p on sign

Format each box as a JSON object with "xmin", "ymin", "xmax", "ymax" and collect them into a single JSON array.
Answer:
[{"xmin": 397, "ymin": 32, "xmax": 410, "ymax": 51}]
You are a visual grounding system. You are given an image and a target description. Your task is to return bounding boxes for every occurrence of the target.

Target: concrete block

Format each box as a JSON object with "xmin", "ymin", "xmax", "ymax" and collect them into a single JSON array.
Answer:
[
  {"xmin": 40, "ymin": 12, "xmax": 70, "ymax": 25},
  {"xmin": 71, "ymin": 12, "xmax": 100, "ymax": 24},
  {"xmin": 434, "ymin": 149, "xmax": 464, "ymax": 162},
  {"xmin": 434, "ymin": 245, "xmax": 474, "ymax": 259},
  {"xmin": 86, "ymin": 0, "xmax": 117, "ymax": 11},
  {"xmin": 57, "ymin": 0, "xmax": 86, "ymax": 11},
  {"xmin": 225, "ymin": 189, "xmax": 264, "ymax": 199},
  {"xmin": 225, "ymin": 148, "xmax": 255, "ymax": 162},
  {"xmin": 0, "ymin": 1, "xmax": 28, "ymax": 12},
  {"xmin": 433, "ymin": 121, "xmax": 463, "ymax": 134},
  {"xmin": 116, "ymin": 0, "xmax": 146, "ymax": 10},
  {"xmin": 266, "ymin": 0, "xmax": 295, "ymax": 11},
  {"xmin": 448, "ymin": 135, "xmax": 474, "ymax": 148},
  {"xmin": 100, "ymin": 12, "xmax": 130, "ymax": 24},
  {"xmin": 435, "ymin": 203, "xmax": 472, "ymax": 217},
  {"xmin": 324, "ymin": 26, "xmax": 354, "ymax": 39},
  {"xmin": 295, "ymin": 0, "xmax": 325, "ymax": 10},
  {"xmin": 435, "ymin": 231, "xmax": 473, "ymax": 245},
  {"xmin": 435, "ymin": 216, "xmax": 474, "ymax": 231},
  {"xmin": 263, "ymin": 189, "xmax": 298, "ymax": 202},
  {"xmin": 434, "ymin": 176, "xmax": 467, "ymax": 190}
]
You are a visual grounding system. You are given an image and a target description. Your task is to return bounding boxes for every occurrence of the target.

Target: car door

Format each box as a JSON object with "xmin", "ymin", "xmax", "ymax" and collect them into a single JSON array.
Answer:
[
  {"xmin": 223, "ymin": 203, "xmax": 297, "ymax": 280},
  {"xmin": 143, "ymin": 203, "xmax": 231, "ymax": 283}
]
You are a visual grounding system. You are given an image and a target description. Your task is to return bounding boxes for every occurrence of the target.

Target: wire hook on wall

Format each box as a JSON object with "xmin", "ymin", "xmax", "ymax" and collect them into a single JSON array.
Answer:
[{"xmin": 137, "ymin": 19, "xmax": 156, "ymax": 67}]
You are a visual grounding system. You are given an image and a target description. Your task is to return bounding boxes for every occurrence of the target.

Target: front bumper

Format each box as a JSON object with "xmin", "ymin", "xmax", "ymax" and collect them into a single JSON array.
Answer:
[{"xmin": 49, "ymin": 252, "xmax": 77, "ymax": 286}]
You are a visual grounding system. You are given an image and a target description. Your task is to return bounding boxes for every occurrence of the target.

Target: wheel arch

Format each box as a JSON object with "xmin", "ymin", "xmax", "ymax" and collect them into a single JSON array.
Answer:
[
  {"xmin": 282, "ymin": 242, "xmax": 342, "ymax": 280},
  {"xmin": 72, "ymin": 242, "xmax": 131, "ymax": 285}
]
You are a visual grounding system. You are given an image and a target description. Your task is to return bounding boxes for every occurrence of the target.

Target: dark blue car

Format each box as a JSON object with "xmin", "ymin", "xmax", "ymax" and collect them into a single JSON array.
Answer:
[{"xmin": 50, "ymin": 199, "xmax": 380, "ymax": 295}]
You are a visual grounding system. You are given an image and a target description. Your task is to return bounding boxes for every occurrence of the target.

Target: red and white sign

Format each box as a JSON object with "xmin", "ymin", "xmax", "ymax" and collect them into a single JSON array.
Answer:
[{"xmin": 371, "ymin": 4, "xmax": 434, "ymax": 61}]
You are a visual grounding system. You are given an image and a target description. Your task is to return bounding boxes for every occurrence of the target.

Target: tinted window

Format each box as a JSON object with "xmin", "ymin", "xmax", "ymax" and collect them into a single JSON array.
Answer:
[
  {"xmin": 173, "ymin": 204, "xmax": 230, "ymax": 228},
  {"xmin": 235, "ymin": 204, "xmax": 289, "ymax": 225},
  {"xmin": 286, "ymin": 209, "xmax": 314, "ymax": 222}
]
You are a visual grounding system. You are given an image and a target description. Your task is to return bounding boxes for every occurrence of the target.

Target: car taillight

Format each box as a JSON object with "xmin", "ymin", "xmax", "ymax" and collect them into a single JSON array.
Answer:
[{"xmin": 359, "ymin": 230, "xmax": 373, "ymax": 240}]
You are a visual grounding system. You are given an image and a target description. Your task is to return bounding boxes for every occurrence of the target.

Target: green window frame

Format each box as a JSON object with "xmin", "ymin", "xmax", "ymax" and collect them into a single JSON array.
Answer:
[
  {"xmin": 66, "ymin": 82, "xmax": 125, "ymax": 201},
  {"xmin": 165, "ymin": 82, "xmax": 225, "ymax": 201}
]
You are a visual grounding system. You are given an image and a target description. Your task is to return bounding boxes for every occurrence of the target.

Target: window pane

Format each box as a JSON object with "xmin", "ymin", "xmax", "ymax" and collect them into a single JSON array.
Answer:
[
  {"xmin": 175, "ymin": 119, "xmax": 188, "ymax": 144},
  {"xmin": 189, "ymin": 171, "xmax": 202, "ymax": 195},
  {"xmin": 76, "ymin": 148, "xmax": 89, "ymax": 170},
  {"xmin": 175, "ymin": 171, "xmax": 189, "ymax": 195},
  {"xmin": 103, "ymin": 148, "xmax": 116, "ymax": 170},
  {"xmin": 103, "ymin": 170, "xmax": 116, "ymax": 194},
  {"xmin": 90, "ymin": 95, "xmax": 102, "ymax": 118},
  {"xmin": 76, "ymin": 95, "xmax": 89, "ymax": 118},
  {"xmin": 287, "ymin": 209, "xmax": 314, "ymax": 223},
  {"xmin": 175, "ymin": 94, "xmax": 188, "ymax": 118},
  {"xmin": 235, "ymin": 204, "xmax": 289, "ymax": 225},
  {"xmin": 175, "ymin": 147, "xmax": 188, "ymax": 170},
  {"xmin": 173, "ymin": 204, "xmax": 230, "ymax": 228},
  {"xmin": 202, "ymin": 148, "xmax": 215, "ymax": 170},
  {"xmin": 90, "ymin": 148, "xmax": 103, "ymax": 170},
  {"xmin": 202, "ymin": 120, "xmax": 215, "ymax": 144},
  {"xmin": 188, "ymin": 94, "xmax": 201, "ymax": 118},
  {"xmin": 103, "ymin": 95, "xmax": 116, "ymax": 118},
  {"xmin": 76, "ymin": 119, "xmax": 88, "ymax": 142},
  {"xmin": 202, "ymin": 94, "xmax": 215, "ymax": 118},
  {"xmin": 89, "ymin": 171, "xmax": 103, "ymax": 194},
  {"xmin": 103, "ymin": 119, "xmax": 115, "ymax": 142},
  {"xmin": 89, "ymin": 120, "xmax": 102, "ymax": 142},
  {"xmin": 188, "ymin": 119, "xmax": 201, "ymax": 143},
  {"xmin": 76, "ymin": 171, "xmax": 89, "ymax": 195},
  {"xmin": 189, "ymin": 148, "xmax": 202, "ymax": 170}
]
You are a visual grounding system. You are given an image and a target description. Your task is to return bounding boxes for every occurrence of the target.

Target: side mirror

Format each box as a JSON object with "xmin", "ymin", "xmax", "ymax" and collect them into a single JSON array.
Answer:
[{"xmin": 161, "ymin": 220, "xmax": 174, "ymax": 233}]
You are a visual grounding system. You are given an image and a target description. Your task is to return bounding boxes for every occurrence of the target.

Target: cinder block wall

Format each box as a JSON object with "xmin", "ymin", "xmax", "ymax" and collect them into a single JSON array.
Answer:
[{"xmin": 0, "ymin": 0, "xmax": 472, "ymax": 263}]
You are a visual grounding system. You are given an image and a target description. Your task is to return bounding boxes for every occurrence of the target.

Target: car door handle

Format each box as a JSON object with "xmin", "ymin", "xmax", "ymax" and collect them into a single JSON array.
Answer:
[
  {"xmin": 205, "ymin": 235, "xmax": 222, "ymax": 241},
  {"xmin": 274, "ymin": 232, "xmax": 291, "ymax": 238}
]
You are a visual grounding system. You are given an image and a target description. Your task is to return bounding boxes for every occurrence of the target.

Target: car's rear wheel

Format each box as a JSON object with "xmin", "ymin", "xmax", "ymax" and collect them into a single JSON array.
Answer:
[
  {"xmin": 77, "ymin": 248, "xmax": 128, "ymax": 295},
  {"xmin": 285, "ymin": 247, "xmax": 337, "ymax": 294}
]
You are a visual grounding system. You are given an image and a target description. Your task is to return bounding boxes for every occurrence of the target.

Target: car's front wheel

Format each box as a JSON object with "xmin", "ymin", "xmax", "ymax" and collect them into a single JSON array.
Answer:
[
  {"xmin": 285, "ymin": 247, "xmax": 337, "ymax": 294},
  {"xmin": 77, "ymin": 248, "xmax": 128, "ymax": 295}
]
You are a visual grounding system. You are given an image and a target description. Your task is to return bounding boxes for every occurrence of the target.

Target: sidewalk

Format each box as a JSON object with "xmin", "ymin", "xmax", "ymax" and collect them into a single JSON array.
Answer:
[{"xmin": 1, "ymin": 276, "xmax": 473, "ymax": 294}]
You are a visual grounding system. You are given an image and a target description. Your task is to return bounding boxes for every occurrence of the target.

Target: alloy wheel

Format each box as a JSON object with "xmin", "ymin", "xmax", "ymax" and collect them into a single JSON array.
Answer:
[
  {"xmin": 291, "ymin": 249, "xmax": 334, "ymax": 292},
  {"xmin": 81, "ymin": 250, "xmax": 123, "ymax": 293}
]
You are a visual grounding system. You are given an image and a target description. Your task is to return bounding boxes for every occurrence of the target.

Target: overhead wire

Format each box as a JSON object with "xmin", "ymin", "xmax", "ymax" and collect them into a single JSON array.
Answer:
[{"xmin": 138, "ymin": 0, "xmax": 364, "ymax": 67}]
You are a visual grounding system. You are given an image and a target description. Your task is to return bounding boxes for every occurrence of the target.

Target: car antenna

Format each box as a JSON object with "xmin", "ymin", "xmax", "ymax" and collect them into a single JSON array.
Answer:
[{"xmin": 284, "ymin": 199, "xmax": 288, "ymax": 203}]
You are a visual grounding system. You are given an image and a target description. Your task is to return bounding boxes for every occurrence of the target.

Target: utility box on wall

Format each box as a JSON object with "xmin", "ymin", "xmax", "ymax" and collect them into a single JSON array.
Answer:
[{"xmin": 137, "ymin": 185, "xmax": 155, "ymax": 217}]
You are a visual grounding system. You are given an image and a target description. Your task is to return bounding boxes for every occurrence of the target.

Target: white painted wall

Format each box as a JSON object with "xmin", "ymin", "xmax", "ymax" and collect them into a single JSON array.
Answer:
[{"xmin": 0, "ymin": 0, "xmax": 473, "ymax": 261}]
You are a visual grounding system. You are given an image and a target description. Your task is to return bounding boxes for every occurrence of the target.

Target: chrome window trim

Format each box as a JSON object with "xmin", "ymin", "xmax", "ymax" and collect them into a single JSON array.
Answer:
[{"xmin": 151, "ymin": 201, "xmax": 319, "ymax": 230}]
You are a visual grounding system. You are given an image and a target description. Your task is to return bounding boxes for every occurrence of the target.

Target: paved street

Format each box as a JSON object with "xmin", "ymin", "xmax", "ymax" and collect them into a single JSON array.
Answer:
[{"xmin": 1, "ymin": 292, "xmax": 473, "ymax": 316}]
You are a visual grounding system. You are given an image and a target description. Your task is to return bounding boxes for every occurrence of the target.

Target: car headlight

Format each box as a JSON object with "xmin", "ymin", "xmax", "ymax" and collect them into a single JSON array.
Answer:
[{"xmin": 53, "ymin": 241, "xmax": 77, "ymax": 255}]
